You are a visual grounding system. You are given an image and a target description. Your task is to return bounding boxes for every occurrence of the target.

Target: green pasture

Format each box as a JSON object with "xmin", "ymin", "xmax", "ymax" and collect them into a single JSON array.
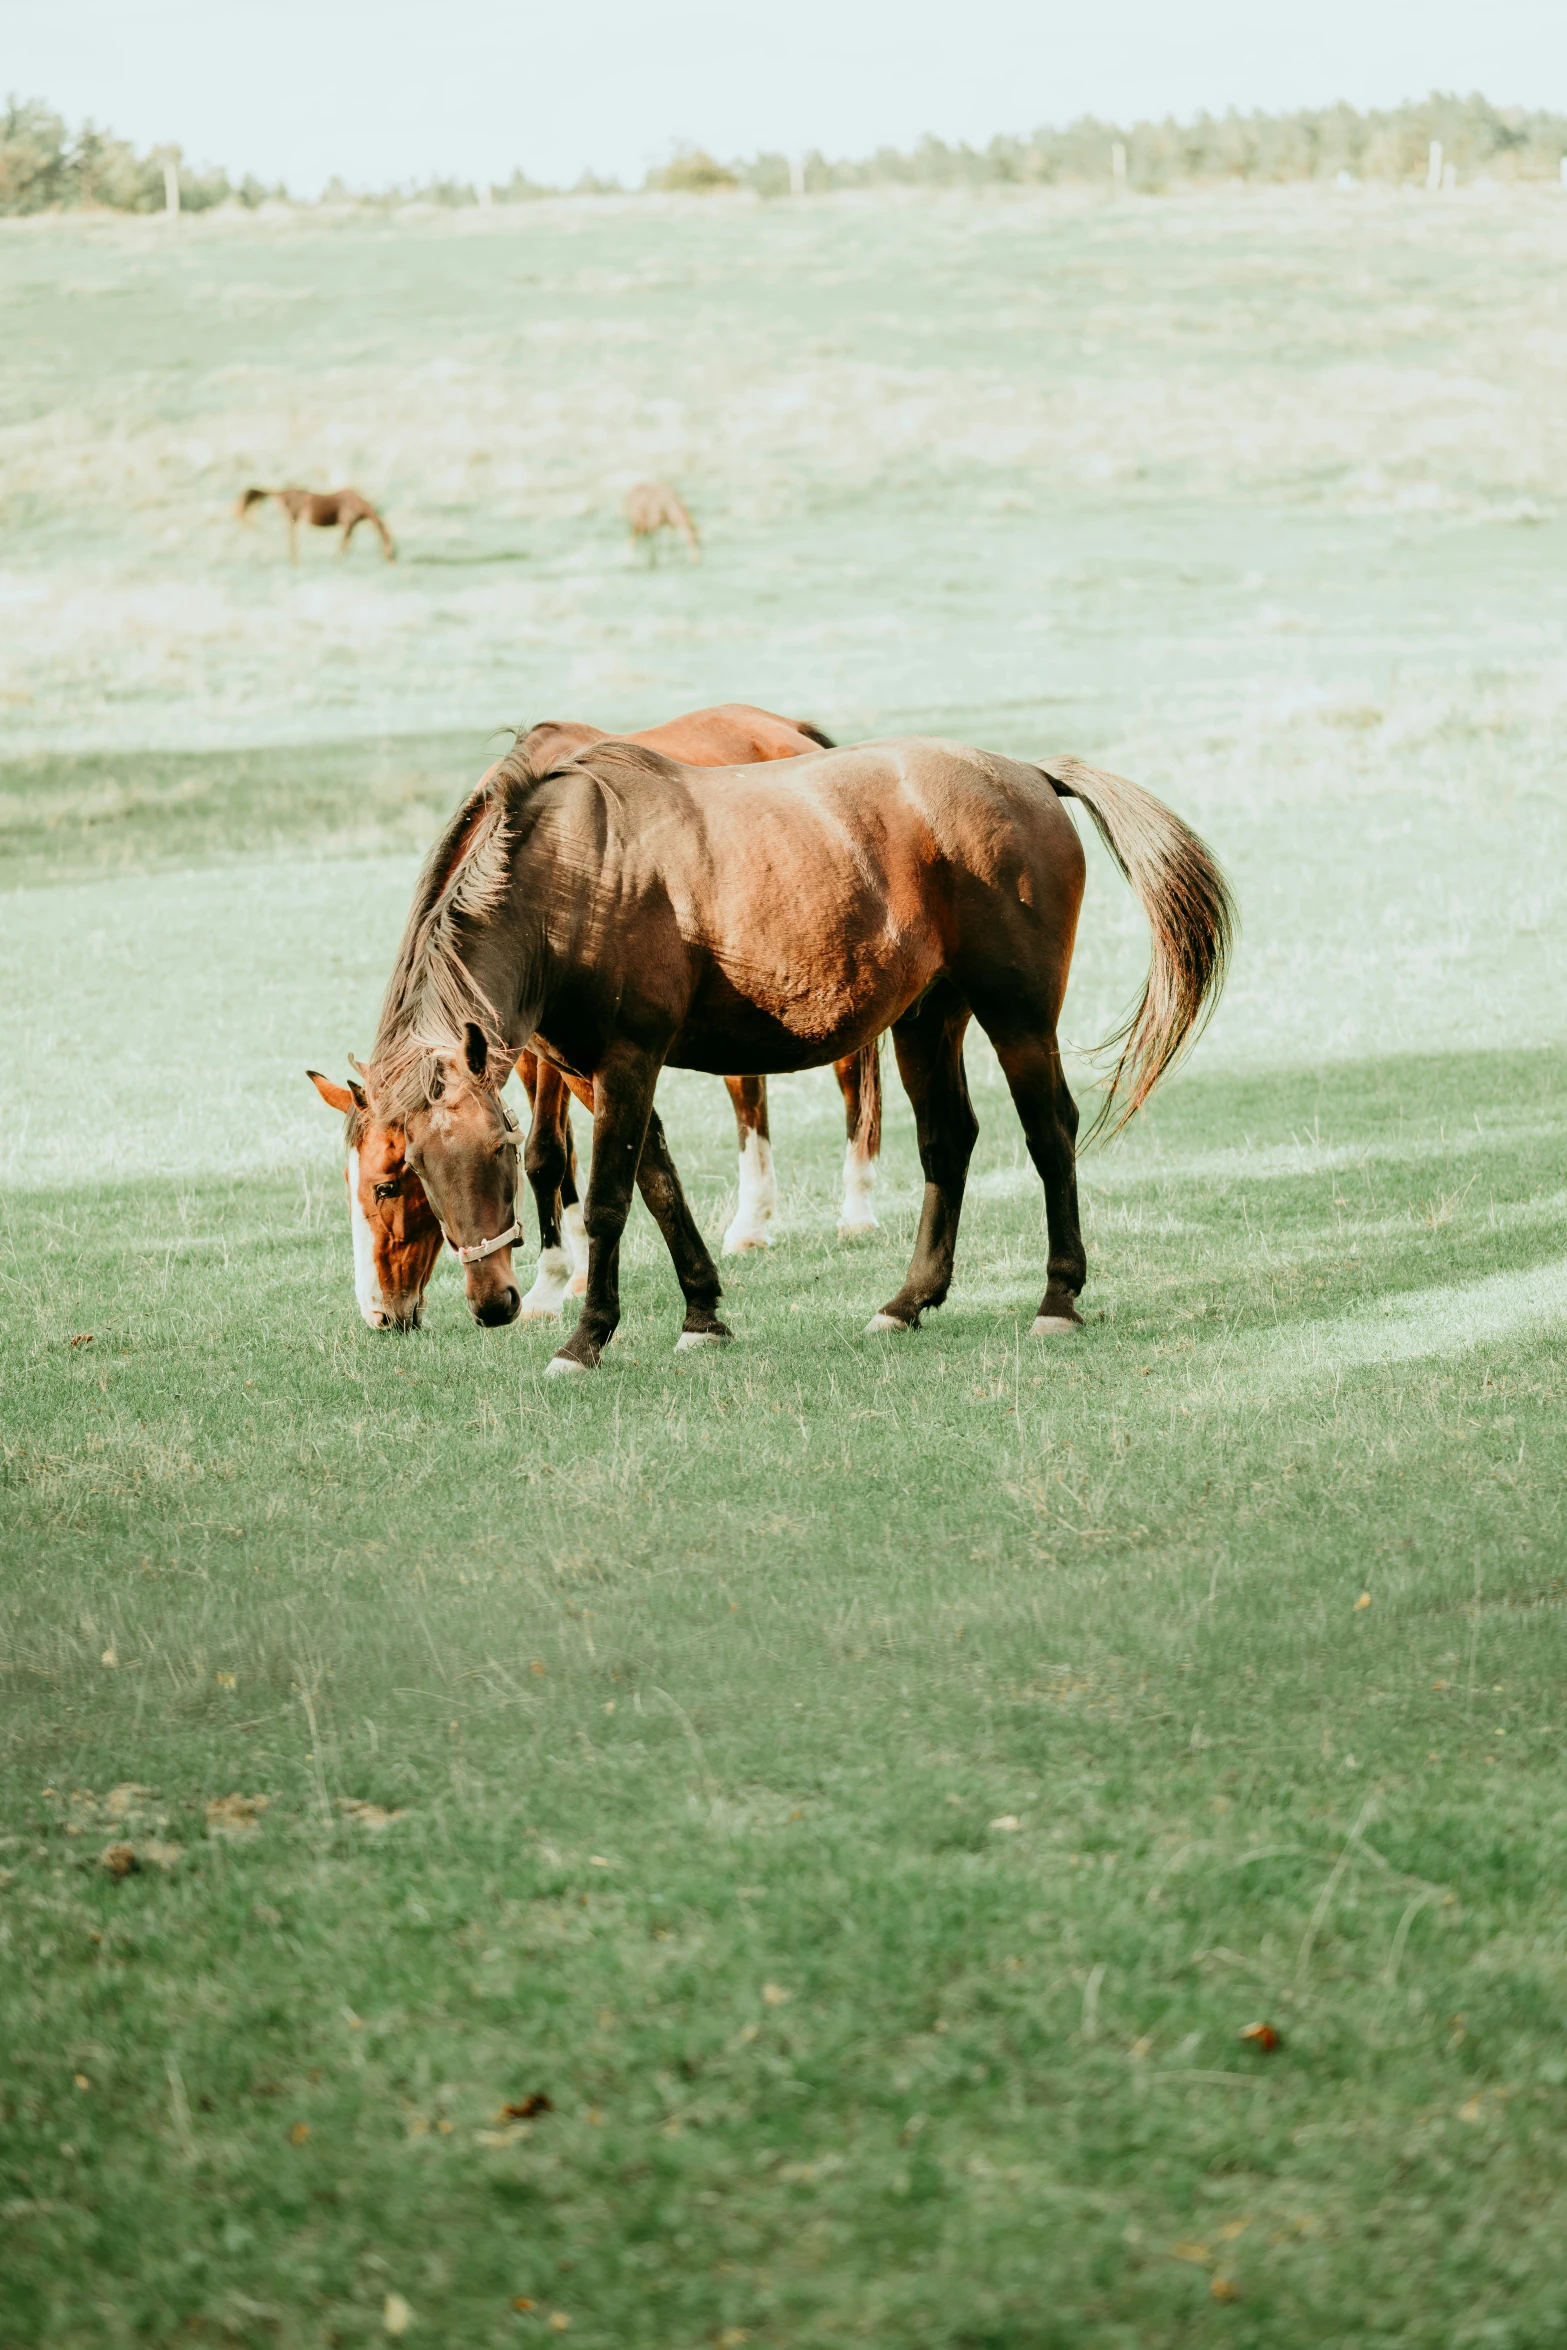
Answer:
[{"xmin": 4, "ymin": 187, "xmax": 1567, "ymax": 2347}]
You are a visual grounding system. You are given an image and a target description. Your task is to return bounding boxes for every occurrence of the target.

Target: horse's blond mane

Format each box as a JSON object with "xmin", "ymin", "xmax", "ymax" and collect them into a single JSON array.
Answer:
[
  {"xmin": 368, "ymin": 736, "xmax": 686, "ymax": 1121},
  {"xmin": 368, "ymin": 765, "xmax": 530, "ymax": 1119}
]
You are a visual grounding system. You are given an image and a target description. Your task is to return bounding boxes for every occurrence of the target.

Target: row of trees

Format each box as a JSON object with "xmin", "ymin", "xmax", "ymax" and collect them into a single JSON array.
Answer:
[
  {"xmin": 733, "ymin": 93, "xmax": 1567, "ymax": 196},
  {"xmin": 3, "ymin": 90, "xmax": 1563, "ymax": 217},
  {"xmin": 0, "ymin": 98, "xmax": 279, "ymax": 215}
]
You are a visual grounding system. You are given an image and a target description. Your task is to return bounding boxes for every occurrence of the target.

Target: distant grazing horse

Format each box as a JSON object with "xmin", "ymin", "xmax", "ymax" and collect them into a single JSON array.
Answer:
[
  {"xmin": 359, "ymin": 735, "xmax": 1233, "ymax": 1369},
  {"xmin": 625, "ymin": 481, "xmax": 700, "ymax": 561},
  {"xmin": 237, "ymin": 486, "xmax": 396, "ymax": 562},
  {"xmin": 309, "ymin": 704, "xmax": 882, "ymax": 1331}
]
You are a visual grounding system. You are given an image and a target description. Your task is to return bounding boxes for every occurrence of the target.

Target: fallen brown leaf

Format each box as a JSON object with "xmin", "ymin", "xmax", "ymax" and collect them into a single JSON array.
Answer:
[
  {"xmin": 69, "ymin": 1334, "xmax": 94, "ymax": 1348},
  {"xmin": 501, "ymin": 2093, "xmax": 553, "ymax": 2120},
  {"xmin": 105, "ymin": 1784, "xmax": 154, "ymax": 1820},
  {"xmin": 338, "ymin": 1798, "xmax": 407, "ymax": 1832},
  {"xmin": 100, "ymin": 1843, "xmax": 139, "ymax": 1878},
  {"xmin": 1239, "ymin": 2021, "xmax": 1280, "ymax": 2052},
  {"xmin": 206, "ymin": 1793, "xmax": 270, "ymax": 1840},
  {"xmin": 1211, "ymin": 2274, "xmax": 1240, "ymax": 2302},
  {"xmin": 289, "ymin": 2121, "xmax": 310, "ymax": 2145}
]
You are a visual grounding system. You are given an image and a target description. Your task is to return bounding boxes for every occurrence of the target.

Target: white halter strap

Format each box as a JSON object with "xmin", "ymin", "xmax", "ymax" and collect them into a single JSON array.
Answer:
[{"xmin": 453, "ymin": 1220, "xmax": 523, "ymax": 1265}]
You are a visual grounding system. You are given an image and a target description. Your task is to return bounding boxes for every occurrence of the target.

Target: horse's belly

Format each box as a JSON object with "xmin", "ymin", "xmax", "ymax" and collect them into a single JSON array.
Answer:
[
  {"xmin": 667, "ymin": 1008, "xmax": 868, "ymax": 1077},
  {"xmin": 669, "ymin": 938, "xmax": 930, "ymax": 1074}
]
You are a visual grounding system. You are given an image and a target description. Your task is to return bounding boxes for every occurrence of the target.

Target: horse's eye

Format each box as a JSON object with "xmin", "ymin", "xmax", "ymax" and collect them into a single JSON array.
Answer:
[{"xmin": 373, "ymin": 1179, "xmax": 401, "ymax": 1200}]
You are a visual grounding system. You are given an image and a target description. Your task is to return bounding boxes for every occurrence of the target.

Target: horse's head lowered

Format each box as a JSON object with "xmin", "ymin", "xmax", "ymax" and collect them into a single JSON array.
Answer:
[
  {"xmin": 394, "ymin": 1023, "xmax": 526, "ymax": 1328},
  {"xmin": 308, "ymin": 1067, "xmax": 444, "ymax": 1330}
]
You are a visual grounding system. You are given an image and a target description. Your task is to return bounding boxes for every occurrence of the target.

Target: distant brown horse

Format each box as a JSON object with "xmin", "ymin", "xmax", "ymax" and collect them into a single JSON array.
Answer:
[
  {"xmin": 625, "ymin": 481, "xmax": 700, "ymax": 561},
  {"xmin": 362, "ymin": 735, "xmax": 1234, "ymax": 1368},
  {"xmin": 309, "ymin": 704, "xmax": 882, "ymax": 1332},
  {"xmin": 238, "ymin": 486, "xmax": 396, "ymax": 562}
]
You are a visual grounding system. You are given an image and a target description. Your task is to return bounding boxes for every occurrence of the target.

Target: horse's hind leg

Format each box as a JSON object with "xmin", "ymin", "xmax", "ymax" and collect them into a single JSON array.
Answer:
[
  {"xmin": 835, "ymin": 1038, "xmax": 881, "ymax": 1235},
  {"xmin": 635, "ymin": 1109, "xmax": 731, "ymax": 1352},
  {"xmin": 869, "ymin": 984, "xmax": 976, "ymax": 1334},
  {"xmin": 721, "ymin": 1075, "xmax": 777, "ymax": 1253},
  {"xmin": 558, "ymin": 1117, "xmax": 589, "ymax": 1292},
  {"xmin": 518, "ymin": 1059, "xmax": 576, "ymax": 1321},
  {"xmin": 989, "ymin": 1032, "xmax": 1086, "ymax": 1334}
]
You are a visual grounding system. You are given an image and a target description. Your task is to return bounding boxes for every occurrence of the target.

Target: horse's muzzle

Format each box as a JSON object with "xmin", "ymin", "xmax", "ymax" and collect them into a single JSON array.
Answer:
[{"xmin": 472, "ymin": 1285, "xmax": 521, "ymax": 1328}]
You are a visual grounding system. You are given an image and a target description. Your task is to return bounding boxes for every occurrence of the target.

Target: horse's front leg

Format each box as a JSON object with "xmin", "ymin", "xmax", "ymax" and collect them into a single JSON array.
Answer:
[
  {"xmin": 635, "ymin": 1108, "xmax": 732, "ymax": 1352},
  {"xmin": 518, "ymin": 1057, "xmax": 576, "ymax": 1321},
  {"xmin": 721, "ymin": 1075, "xmax": 777, "ymax": 1253},
  {"xmin": 545, "ymin": 1053, "xmax": 658, "ymax": 1375}
]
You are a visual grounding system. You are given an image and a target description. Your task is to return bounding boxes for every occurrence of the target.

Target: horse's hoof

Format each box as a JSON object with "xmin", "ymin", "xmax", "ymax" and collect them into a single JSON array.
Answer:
[
  {"xmin": 865, "ymin": 1311, "xmax": 910, "ymax": 1335},
  {"xmin": 1030, "ymin": 1314, "xmax": 1083, "ymax": 1337},
  {"xmin": 675, "ymin": 1327, "xmax": 731, "ymax": 1351},
  {"xmin": 838, "ymin": 1218, "xmax": 879, "ymax": 1239},
  {"xmin": 545, "ymin": 1354, "xmax": 591, "ymax": 1377},
  {"xmin": 722, "ymin": 1229, "xmax": 773, "ymax": 1256},
  {"xmin": 516, "ymin": 1303, "xmax": 564, "ymax": 1324},
  {"xmin": 567, "ymin": 1273, "xmax": 589, "ymax": 1296}
]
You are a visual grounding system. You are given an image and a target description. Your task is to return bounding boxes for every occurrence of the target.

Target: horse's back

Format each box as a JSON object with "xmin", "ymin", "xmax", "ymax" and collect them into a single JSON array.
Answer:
[{"xmin": 628, "ymin": 704, "xmax": 821, "ymax": 766}]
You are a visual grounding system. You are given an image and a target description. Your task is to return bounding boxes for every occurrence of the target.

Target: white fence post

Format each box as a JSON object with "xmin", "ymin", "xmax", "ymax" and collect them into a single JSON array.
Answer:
[{"xmin": 1426, "ymin": 140, "xmax": 1442, "ymax": 193}]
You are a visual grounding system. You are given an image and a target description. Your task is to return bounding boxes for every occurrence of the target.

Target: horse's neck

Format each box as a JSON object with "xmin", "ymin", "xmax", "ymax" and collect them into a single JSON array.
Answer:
[{"xmin": 467, "ymin": 878, "xmax": 545, "ymax": 1054}]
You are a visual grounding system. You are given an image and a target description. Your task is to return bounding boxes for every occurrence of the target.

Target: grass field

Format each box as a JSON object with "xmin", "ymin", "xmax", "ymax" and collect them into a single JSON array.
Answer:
[{"xmin": 4, "ymin": 185, "xmax": 1567, "ymax": 2348}]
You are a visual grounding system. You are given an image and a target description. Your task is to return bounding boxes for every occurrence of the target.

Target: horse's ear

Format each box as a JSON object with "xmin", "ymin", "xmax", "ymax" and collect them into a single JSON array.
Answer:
[
  {"xmin": 308, "ymin": 1069, "xmax": 363, "ymax": 1116},
  {"xmin": 464, "ymin": 1022, "xmax": 489, "ymax": 1079}
]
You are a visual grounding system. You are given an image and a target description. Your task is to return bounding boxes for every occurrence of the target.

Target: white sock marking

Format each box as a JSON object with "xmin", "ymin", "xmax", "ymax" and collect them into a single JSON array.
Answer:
[
  {"xmin": 518, "ymin": 1245, "xmax": 572, "ymax": 1321},
  {"xmin": 839, "ymin": 1143, "xmax": 879, "ymax": 1233},
  {"xmin": 347, "ymin": 1151, "xmax": 386, "ymax": 1328},
  {"xmin": 723, "ymin": 1130, "xmax": 777, "ymax": 1254}
]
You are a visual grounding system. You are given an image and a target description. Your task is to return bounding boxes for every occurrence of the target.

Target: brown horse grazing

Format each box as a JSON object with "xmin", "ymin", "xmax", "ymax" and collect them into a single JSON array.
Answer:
[
  {"xmin": 363, "ymin": 737, "xmax": 1233, "ymax": 1369},
  {"xmin": 625, "ymin": 481, "xmax": 700, "ymax": 561},
  {"xmin": 309, "ymin": 704, "xmax": 881, "ymax": 1332},
  {"xmin": 237, "ymin": 486, "xmax": 396, "ymax": 562}
]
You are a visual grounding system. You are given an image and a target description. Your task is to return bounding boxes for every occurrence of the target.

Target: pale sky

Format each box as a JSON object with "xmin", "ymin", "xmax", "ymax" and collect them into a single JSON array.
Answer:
[{"xmin": 9, "ymin": 0, "xmax": 1565, "ymax": 196}]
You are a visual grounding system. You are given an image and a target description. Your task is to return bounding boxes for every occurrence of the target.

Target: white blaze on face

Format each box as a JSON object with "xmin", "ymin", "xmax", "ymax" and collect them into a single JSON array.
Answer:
[
  {"xmin": 723, "ymin": 1130, "xmax": 777, "ymax": 1254},
  {"xmin": 839, "ymin": 1141, "xmax": 879, "ymax": 1234},
  {"xmin": 347, "ymin": 1151, "xmax": 386, "ymax": 1327}
]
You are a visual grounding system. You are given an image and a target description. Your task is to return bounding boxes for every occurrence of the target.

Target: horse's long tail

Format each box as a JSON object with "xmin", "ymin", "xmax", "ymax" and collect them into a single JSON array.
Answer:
[
  {"xmin": 236, "ymin": 486, "xmax": 271, "ymax": 519},
  {"xmin": 1041, "ymin": 755, "xmax": 1235, "ymax": 1139}
]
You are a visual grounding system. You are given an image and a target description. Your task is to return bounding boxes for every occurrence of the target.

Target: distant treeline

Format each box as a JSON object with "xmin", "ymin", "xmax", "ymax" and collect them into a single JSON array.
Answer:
[
  {"xmin": 3, "ymin": 90, "xmax": 1564, "ymax": 217},
  {"xmin": 0, "ymin": 98, "xmax": 281, "ymax": 213}
]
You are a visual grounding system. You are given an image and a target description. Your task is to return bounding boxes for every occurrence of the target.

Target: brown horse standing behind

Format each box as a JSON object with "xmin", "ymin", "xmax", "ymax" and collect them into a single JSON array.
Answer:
[
  {"xmin": 625, "ymin": 481, "xmax": 700, "ymax": 561},
  {"xmin": 237, "ymin": 486, "xmax": 396, "ymax": 562}
]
